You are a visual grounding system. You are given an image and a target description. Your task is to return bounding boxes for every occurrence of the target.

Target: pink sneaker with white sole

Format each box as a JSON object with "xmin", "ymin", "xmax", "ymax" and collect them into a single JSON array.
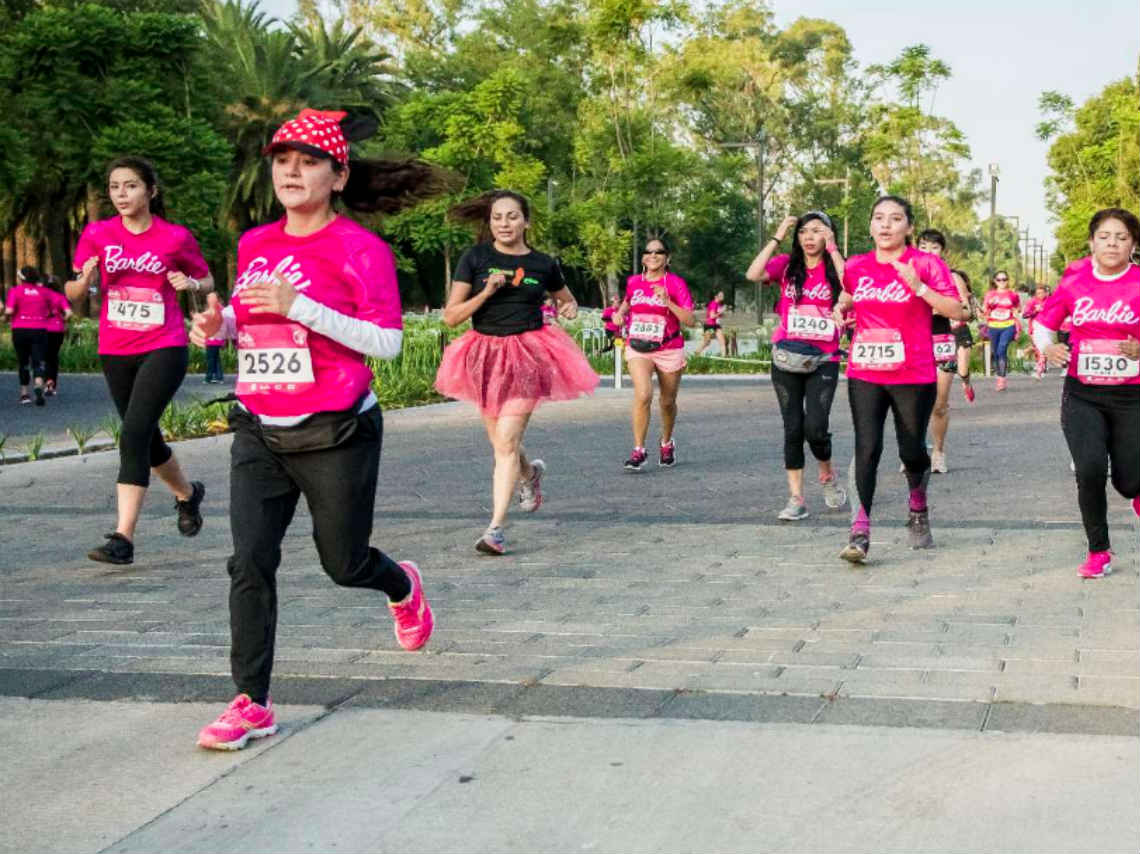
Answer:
[
  {"xmin": 197, "ymin": 694, "xmax": 277, "ymax": 750},
  {"xmin": 389, "ymin": 561, "xmax": 434, "ymax": 650},
  {"xmin": 1078, "ymin": 551, "xmax": 1113, "ymax": 579}
]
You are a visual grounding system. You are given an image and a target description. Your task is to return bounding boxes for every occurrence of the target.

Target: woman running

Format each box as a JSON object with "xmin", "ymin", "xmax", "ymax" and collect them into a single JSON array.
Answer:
[
  {"xmin": 1032, "ymin": 208, "xmax": 1140, "ymax": 579},
  {"xmin": 746, "ymin": 211, "xmax": 848, "ymax": 519},
  {"xmin": 983, "ymin": 270, "xmax": 1020, "ymax": 390},
  {"xmin": 4, "ymin": 266, "xmax": 51, "ymax": 406},
  {"xmin": 1022, "ymin": 283, "xmax": 1050, "ymax": 379},
  {"xmin": 43, "ymin": 275, "xmax": 72, "ymax": 396},
  {"xmin": 191, "ymin": 109, "xmax": 440, "ymax": 750},
  {"xmin": 436, "ymin": 190, "xmax": 597, "ymax": 555},
  {"xmin": 915, "ymin": 229, "xmax": 976, "ymax": 474},
  {"xmin": 612, "ymin": 237, "xmax": 695, "ymax": 472},
  {"xmin": 65, "ymin": 157, "xmax": 211, "ymax": 565},
  {"xmin": 693, "ymin": 290, "xmax": 726, "ymax": 356},
  {"xmin": 601, "ymin": 293, "xmax": 621, "ymax": 351},
  {"xmin": 832, "ymin": 196, "xmax": 968, "ymax": 563}
]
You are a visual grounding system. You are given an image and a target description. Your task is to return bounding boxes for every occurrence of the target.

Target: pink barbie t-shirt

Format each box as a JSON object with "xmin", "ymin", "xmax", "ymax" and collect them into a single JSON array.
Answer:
[
  {"xmin": 1037, "ymin": 262, "xmax": 1140, "ymax": 386},
  {"xmin": 44, "ymin": 290, "xmax": 71, "ymax": 333},
  {"xmin": 984, "ymin": 290, "xmax": 1019, "ymax": 328},
  {"xmin": 624, "ymin": 273, "xmax": 693, "ymax": 351},
  {"xmin": 842, "ymin": 247, "xmax": 959, "ymax": 385},
  {"xmin": 73, "ymin": 216, "xmax": 209, "ymax": 355},
  {"xmin": 705, "ymin": 300, "xmax": 722, "ymax": 325},
  {"xmin": 766, "ymin": 253, "xmax": 840, "ymax": 360},
  {"xmin": 5, "ymin": 284, "xmax": 53, "ymax": 329},
  {"xmin": 231, "ymin": 216, "xmax": 403, "ymax": 417}
]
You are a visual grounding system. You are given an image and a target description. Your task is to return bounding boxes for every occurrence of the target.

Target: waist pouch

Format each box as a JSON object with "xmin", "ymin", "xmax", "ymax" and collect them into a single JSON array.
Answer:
[
  {"xmin": 772, "ymin": 339, "xmax": 828, "ymax": 374},
  {"xmin": 628, "ymin": 330, "xmax": 681, "ymax": 353},
  {"xmin": 230, "ymin": 394, "xmax": 369, "ymax": 454}
]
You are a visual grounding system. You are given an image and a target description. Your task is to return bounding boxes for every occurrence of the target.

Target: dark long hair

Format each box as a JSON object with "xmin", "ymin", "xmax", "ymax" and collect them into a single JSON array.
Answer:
[
  {"xmin": 1088, "ymin": 208, "xmax": 1140, "ymax": 244},
  {"xmin": 785, "ymin": 211, "xmax": 841, "ymax": 306},
  {"xmin": 334, "ymin": 158, "xmax": 454, "ymax": 214},
  {"xmin": 105, "ymin": 156, "xmax": 166, "ymax": 217},
  {"xmin": 17, "ymin": 265, "xmax": 41, "ymax": 284},
  {"xmin": 448, "ymin": 190, "xmax": 531, "ymax": 244}
]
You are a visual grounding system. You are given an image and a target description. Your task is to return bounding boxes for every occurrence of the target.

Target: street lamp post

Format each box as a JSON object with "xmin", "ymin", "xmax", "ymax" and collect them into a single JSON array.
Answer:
[{"xmin": 987, "ymin": 163, "xmax": 1000, "ymax": 277}]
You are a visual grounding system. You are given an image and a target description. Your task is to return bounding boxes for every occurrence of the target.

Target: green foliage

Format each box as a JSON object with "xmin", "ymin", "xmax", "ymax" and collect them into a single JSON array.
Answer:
[{"xmin": 1037, "ymin": 77, "xmax": 1140, "ymax": 265}]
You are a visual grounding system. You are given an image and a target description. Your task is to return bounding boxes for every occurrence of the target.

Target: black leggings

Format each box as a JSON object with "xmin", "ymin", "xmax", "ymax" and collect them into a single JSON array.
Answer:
[
  {"xmin": 848, "ymin": 378, "xmax": 937, "ymax": 515},
  {"xmin": 12, "ymin": 328, "xmax": 46, "ymax": 385},
  {"xmin": 45, "ymin": 331, "xmax": 64, "ymax": 385},
  {"xmin": 101, "ymin": 346, "xmax": 188, "ymax": 487},
  {"xmin": 771, "ymin": 362, "xmax": 839, "ymax": 470},
  {"xmin": 226, "ymin": 406, "xmax": 410, "ymax": 703},
  {"xmin": 1060, "ymin": 377, "xmax": 1140, "ymax": 552}
]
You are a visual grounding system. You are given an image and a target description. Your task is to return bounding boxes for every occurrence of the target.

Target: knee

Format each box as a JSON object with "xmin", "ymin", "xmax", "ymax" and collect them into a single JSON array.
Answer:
[
  {"xmin": 659, "ymin": 391, "xmax": 677, "ymax": 411},
  {"xmin": 1073, "ymin": 459, "xmax": 1108, "ymax": 486},
  {"xmin": 1109, "ymin": 468, "xmax": 1138, "ymax": 499},
  {"xmin": 119, "ymin": 422, "xmax": 153, "ymax": 455},
  {"xmin": 491, "ymin": 432, "xmax": 522, "ymax": 458},
  {"xmin": 934, "ymin": 400, "xmax": 950, "ymax": 418},
  {"xmin": 633, "ymin": 387, "xmax": 653, "ymax": 408}
]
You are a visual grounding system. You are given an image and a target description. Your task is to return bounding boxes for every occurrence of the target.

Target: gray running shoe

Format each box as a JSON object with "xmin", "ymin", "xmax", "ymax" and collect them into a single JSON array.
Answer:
[
  {"xmin": 821, "ymin": 475, "xmax": 848, "ymax": 510},
  {"xmin": 777, "ymin": 496, "xmax": 809, "ymax": 521},
  {"xmin": 475, "ymin": 525, "xmax": 506, "ymax": 556},
  {"xmin": 517, "ymin": 459, "xmax": 545, "ymax": 513},
  {"xmin": 931, "ymin": 450, "xmax": 948, "ymax": 474},
  {"xmin": 906, "ymin": 510, "xmax": 934, "ymax": 549},
  {"xmin": 839, "ymin": 532, "xmax": 869, "ymax": 564}
]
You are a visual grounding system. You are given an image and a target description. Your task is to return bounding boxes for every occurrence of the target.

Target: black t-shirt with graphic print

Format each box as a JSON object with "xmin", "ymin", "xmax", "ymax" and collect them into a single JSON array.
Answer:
[{"xmin": 455, "ymin": 244, "xmax": 566, "ymax": 336}]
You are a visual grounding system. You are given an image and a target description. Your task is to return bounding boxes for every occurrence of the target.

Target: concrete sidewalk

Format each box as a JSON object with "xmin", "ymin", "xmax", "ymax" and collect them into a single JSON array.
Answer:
[{"xmin": 4, "ymin": 698, "xmax": 1137, "ymax": 854}]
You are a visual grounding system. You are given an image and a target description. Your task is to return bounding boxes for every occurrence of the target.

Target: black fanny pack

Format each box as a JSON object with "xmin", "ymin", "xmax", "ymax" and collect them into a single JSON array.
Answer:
[
  {"xmin": 231, "ymin": 394, "xmax": 369, "ymax": 454},
  {"xmin": 628, "ymin": 330, "xmax": 681, "ymax": 353}
]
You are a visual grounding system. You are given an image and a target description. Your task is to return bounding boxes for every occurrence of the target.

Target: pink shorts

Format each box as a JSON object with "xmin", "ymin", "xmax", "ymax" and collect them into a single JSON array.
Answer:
[{"xmin": 624, "ymin": 345, "xmax": 686, "ymax": 374}]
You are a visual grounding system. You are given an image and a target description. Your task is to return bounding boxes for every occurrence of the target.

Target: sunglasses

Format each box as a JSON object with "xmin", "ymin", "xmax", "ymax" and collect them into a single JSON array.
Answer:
[
  {"xmin": 995, "ymin": 276, "xmax": 1009, "ymax": 282},
  {"xmin": 644, "ymin": 249, "xmax": 668, "ymax": 255}
]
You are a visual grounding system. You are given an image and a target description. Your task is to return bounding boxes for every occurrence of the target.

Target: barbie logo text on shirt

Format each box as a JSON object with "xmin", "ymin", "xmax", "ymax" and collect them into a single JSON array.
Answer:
[
  {"xmin": 234, "ymin": 255, "xmax": 313, "ymax": 293},
  {"xmin": 1071, "ymin": 297, "xmax": 1139, "ymax": 327},
  {"xmin": 783, "ymin": 280, "xmax": 832, "ymax": 302},
  {"xmin": 103, "ymin": 245, "xmax": 166, "ymax": 275},
  {"xmin": 852, "ymin": 276, "xmax": 911, "ymax": 303}
]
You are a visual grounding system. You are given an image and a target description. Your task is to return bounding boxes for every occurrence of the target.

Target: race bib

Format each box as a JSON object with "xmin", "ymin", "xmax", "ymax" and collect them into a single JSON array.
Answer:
[
  {"xmin": 107, "ymin": 287, "xmax": 165, "ymax": 330},
  {"xmin": 989, "ymin": 307, "xmax": 1012, "ymax": 322},
  {"xmin": 933, "ymin": 334, "xmax": 956, "ymax": 363},
  {"xmin": 1076, "ymin": 339, "xmax": 1139, "ymax": 385},
  {"xmin": 850, "ymin": 329, "xmax": 905, "ymax": 371},
  {"xmin": 236, "ymin": 323, "xmax": 316, "ymax": 395},
  {"xmin": 628, "ymin": 314, "xmax": 666, "ymax": 343},
  {"xmin": 786, "ymin": 306, "xmax": 836, "ymax": 342}
]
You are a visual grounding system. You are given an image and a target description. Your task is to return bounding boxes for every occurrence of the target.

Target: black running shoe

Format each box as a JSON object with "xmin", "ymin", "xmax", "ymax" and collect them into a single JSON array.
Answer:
[
  {"xmin": 839, "ymin": 531, "xmax": 870, "ymax": 564},
  {"xmin": 624, "ymin": 447, "xmax": 648, "ymax": 472},
  {"xmin": 906, "ymin": 510, "xmax": 934, "ymax": 549},
  {"xmin": 88, "ymin": 532, "xmax": 134, "ymax": 565},
  {"xmin": 34, "ymin": 386, "xmax": 45, "ymax": 406},
  {"xmin": 659, "ymin": 439, "xmax": 676, "ymax": 468},
  {"xmin": 176, "ymin": 481, "xmax": 206, "ymax": 536}
]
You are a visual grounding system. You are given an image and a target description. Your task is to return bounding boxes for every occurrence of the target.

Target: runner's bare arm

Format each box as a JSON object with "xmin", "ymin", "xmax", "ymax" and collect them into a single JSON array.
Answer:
[{"xmin": 441, "ymin": 276, "xmax": 503, "ymax": 327}]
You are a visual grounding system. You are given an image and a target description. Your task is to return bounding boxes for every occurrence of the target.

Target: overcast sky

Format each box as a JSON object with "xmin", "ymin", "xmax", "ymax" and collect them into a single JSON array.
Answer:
[{"xmin": 261, "ymin": 0, "xmax": 1139, "ymax": 250}]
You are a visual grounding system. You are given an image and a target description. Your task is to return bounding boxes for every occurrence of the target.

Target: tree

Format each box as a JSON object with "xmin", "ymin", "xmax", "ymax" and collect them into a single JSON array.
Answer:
[{"xmin": 1037, "ymin": 75, "xmax": 1140, "ymax": 265}]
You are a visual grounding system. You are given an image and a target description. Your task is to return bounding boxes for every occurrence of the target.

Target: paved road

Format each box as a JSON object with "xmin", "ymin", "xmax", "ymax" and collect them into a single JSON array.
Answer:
[{"xmin": 2, "ymin": 373, "xmax": 1137, "ymax": 852}]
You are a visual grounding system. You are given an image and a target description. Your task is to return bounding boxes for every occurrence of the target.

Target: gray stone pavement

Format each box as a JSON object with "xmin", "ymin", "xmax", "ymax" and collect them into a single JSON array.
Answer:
[
  {"xmin": 2, "ymin": 373, "xmax": 1137, "ymax": 712},
  {"xmin": 3, "ymin": 373, "xmax": 1140, "ymax": 853}
]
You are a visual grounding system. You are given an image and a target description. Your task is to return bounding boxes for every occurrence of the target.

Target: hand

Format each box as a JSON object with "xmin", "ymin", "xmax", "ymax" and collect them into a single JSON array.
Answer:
[
  {"xmin": 558, "ymin": 299, "xmax": 578, "ymax": 320},
  {"xmin": 483, "ymin": 272, "xmax": 506, "ymax": 296},
  {"xmin": 167, "ymin": 271, "xmax": 196, "ymax": 292},
  {"xmin": 652, "ymin": 283, "xmax": 668, "ymax": 302},
  {"xmin": 80, "ymin": 256, "xmax": 99, "ymax": 279},
  {"xmin": 190, "ymin": 293, "xmax": 223, "ymax": 347},
  {"xmin": 1119, "ymin": 336, "xmax": 1140, "ymax": 360},
  {"xmin": 890, "ymin": 260, "xmax": 920, "ymax": 292},
  {"xmin": 832, "ymin": 304, "xmax": 847, "ymax": 328},
  {"xmin": 775, "ymin": 214, "xmax": 798, "ymax": 241},
  {"xmin": 612, "ymin": 312, "xmax": 624, "ymax": 327},
  {"xmin": 243, "ymin": 274, "xmax": 298, "ymax": 317},
  {"xmin": 822, "ymin": 224, "xmax": 837, "ymax": 247},
  {"xmin": 1044, "ymin": 342, "xmax": 1070, "ymax": 368}
]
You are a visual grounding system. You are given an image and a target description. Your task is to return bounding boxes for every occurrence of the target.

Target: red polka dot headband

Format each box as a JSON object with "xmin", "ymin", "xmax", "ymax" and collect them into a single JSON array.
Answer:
[{"xmin": 264, "ymin": 109, "xmax": 350, "ymax": 167}]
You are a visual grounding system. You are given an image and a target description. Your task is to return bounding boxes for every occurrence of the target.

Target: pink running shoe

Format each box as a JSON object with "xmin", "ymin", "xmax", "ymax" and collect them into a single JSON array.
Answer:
[
  {"xmin": 996, "ymin": 376, "xmax": 1007, "ymax": 392},
  {"xmin": 1078, "ymin": 551, "xmax": 1113, "ymax": 579},
  {"xmin": 962, "ymin": 382, "xmax": 975, "ymax": 403},
  {"xmin": 1132, "ymin": 496, "xmax": 1140, "ymax": 518},
  {"xmin": 390, "ymin": 561, "xmax": 434, "ymax": 650},
  {"xmin": 197, "ymin": 694, "xmax": 277, "ymax": 750}
]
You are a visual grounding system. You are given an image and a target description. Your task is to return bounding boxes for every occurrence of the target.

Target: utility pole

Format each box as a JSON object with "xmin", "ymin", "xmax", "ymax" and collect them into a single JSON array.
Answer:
[
  {"xmin": 1021, "ymin": 228, "xmax": 1030, "ymax": 285},
  {"xmin": 987, "ymin": 163, "xmax": 999, "ymax": 277}
]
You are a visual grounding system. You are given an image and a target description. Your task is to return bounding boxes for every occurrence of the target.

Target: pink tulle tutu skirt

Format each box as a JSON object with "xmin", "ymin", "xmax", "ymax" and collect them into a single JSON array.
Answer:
[{"xmin": 435, "ymin": 325, "xmax": 599, "ymax": 416}]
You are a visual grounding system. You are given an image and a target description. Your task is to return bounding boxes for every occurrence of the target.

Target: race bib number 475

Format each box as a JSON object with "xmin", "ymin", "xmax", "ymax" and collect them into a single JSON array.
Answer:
[
  {"xmin": 107, "ymin": 287, "xmax": 165, "ymax": 330},
  {"xmin": 850, "ymin": 329, "xmax": 905, "ymax": 371}
]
